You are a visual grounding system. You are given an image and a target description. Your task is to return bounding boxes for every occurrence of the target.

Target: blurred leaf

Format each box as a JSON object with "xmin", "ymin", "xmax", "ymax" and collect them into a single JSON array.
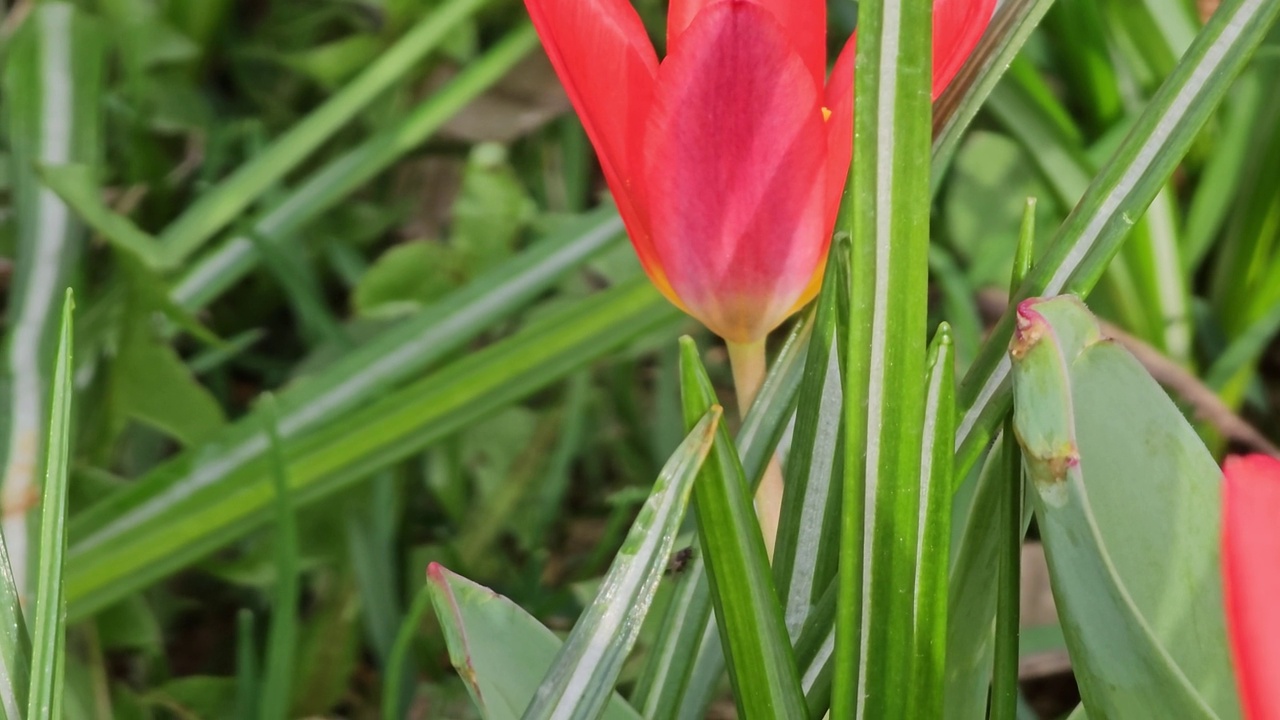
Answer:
[
  {"xmin": 354, "ymin": 241, "xmax": 461, "ymax": 318},
  {"xmin": 35, "ymin": 164, "xmax": 166, "ymax": 269},
  {"xmin": 452, "ymin": 143, "xmax": 537, "ymax": 273},
  {"xmin": 143, "ymin": 677, "xmax": 237, "ymax": 719},
  {"xmin": 291, "ymin": 576, "xmax": 361, "ymax": 714},
  {"xmin": 428, "ymin": 565, "xmax": 642, "ymax": 720},
  {"xmin": 67, "ymin": 278, "xmax": 678, "ymax": 619},
  {"xmin": 1011, "ymin": 296, "xmax": 1238, "ymax": 717}
]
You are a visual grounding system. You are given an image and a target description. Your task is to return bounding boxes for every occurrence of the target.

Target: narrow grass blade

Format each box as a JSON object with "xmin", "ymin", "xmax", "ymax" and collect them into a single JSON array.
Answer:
[
  {"xmin": 428, "ymin": 565, "xmax": 641, "ymax": 720},
  {"xmin": 383, "ymin": 585, "xmax": 433, "ymax": 720},
  {"xmin": 955, "ymin": 0, "xmax": 1280, "ymax": 480},
  {"xmin": 910, "ymin": 325, "xmax": 956, "ymax": 720},
  {"xmin": 172, "ymin": 24, "xmax": 539, "ymax": 309},
  {"xmin": 66, "ymin": 278, "xmax": 679, "ymax": 619},
  {"xmin": 1, "ymin": 1, "xmax": 103, "ymax": 601},
  {"xmin": 521, "ymin": 409, "xmax": 720, "ymax": 720},
  {"xmin": 931, "ymin": 0, "xmax": 1057, "ymax": 191},
  {"xmin": 836, "ymin": 0, "xmax": 933, "ymax": 715},
  {"xmin": 774, "ymin": 248, "xmax": 846, "ymax": 640},
  {"xmin": 678, "ymin": 339, "xmax": 807, "ymax": 720},
  {"xmin": 0, "ymin": 521, "xmax": 29, "ymax": 719},
  {"xmin": 156, "ymin": 0, "xmax": 494, "ymax": 265},
  {"xmin": 257, "ymin": 396, "xmax": 299, "ymax": 720},
  {"xmin": 26, "ymin": 291, "xmax": 75, "ymax": 720},
  {"xmin": 236, "ymin": 610, "xmax": 258, "ymax": 719},
  {"xmin": 630, "ymin": 319, "xmax": 809, "ymax": 720}
]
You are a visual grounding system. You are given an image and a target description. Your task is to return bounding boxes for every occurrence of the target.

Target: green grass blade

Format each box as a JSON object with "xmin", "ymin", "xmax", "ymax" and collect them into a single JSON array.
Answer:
[
  {"xmin": 1, "ymin": 1, "xmax": 103, "ymax": 602},
  {"xmin": 383, "ymin": 584, "xmax": 433, "ymax": 720},
  {"xmin": 955, "ymin": 0, "xmax": 1280, "ymax": 480},
  {"xmin": 931, "ymin": 0, "xmax": 1057, "ymax": 192},
  {"xmin": 910, "ymin": 325, "xmax": 956, "ymax": 720},
  {"xmin": 26, "ymin": 290, "xmax": 74, "ymax": 720},
  {"xmin": 521, "ymin": 409, "xmax": 720, "ymax": 720},
  {"xmin": 630, "ymin": 319, "xmax": 809, "ymax": 720},
  {"xmin": 774, "ymin": 248, "xmax": 845, "ymax": 640},
  {"xmin": 155, "ymin": 0, "xmax": 494, "ymax": 265},
  {"xmin": 836, "ymin": 0, "xmax": 933, "ymax": 715},
  {"xmin": 0, "ymin": 520, "xmax": 29, "ymax": 718},
  {"xmin": 66, "ymin": 278, "xmax": 679, "ymax": 619},
  {"xmin": 257, "ymin": 396, "xmax": 299, "ymax": 720},
  {"xmin": 678, "ymin": 339, "xmax": 807, "ymax": 720},
  {"xmin": 236, "ymin": 610, "xmax": 258, "ymax": 719},
  {"xmin": 172, "ymin": 24, "xmax": 539, "ymax": 310}
]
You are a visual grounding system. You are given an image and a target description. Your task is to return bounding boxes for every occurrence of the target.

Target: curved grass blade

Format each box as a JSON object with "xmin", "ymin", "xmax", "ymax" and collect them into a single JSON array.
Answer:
[
  {"xmin": 428, "ymin": 565, "xmax": 641, "ymax": 720},
  {"xmin": 383, "ymin": 584, "xmax": 433, "ymax": 720},
  {"xmin": 26, "ymin": 291, "xmax": 74, "ymax": 720},
  {"xmin": 521, "ymin": 409, "xmax": 720, "ymax": 720},
  {"xmin": 678, "ymin": 340, "xmax": 807, "ymax": 720},
  {"xmin": 931, "ymin": 0, "xmax": 1057, "ymax": 192},
  {"xmin": 955, "ymin": 0, "xmax": 1280, "ymax": 480},
  {"xmin": 66, "ymin": 278, "xmax": 679, "ymax": 619},
  {"xmin": 173, "ymin": 24, "xmax": 539, "ymax": 309},
  {"xmin": 156, "ymin": 0, "xmax": 495, "ymax": 265}
]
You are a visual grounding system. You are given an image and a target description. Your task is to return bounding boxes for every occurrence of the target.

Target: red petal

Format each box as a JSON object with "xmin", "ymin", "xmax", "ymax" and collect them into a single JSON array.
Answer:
[
  {"xmin": 932, "ymin": 0, "xmax": 997, "ymax": 96},
  {"xmin": 667, "ymin": 0, "xmax": 826, "ymax": 90},
  {"xmin": 645, "ymin": 2, "xmax": 827, "ymax": 343},
  {"xmin": 1223, "ymin": 454, "xmax": 1280, "ymax": 720},
  {"xmin": 824, "ymin": 33, "xmax": 857, "ymax": 233},
  {"xmin": 525, "ymin": 0, "xmax": 666, "ymax": 290}
]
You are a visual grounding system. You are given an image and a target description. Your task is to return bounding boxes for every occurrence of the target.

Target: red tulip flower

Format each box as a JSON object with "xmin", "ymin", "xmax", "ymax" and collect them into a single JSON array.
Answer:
[
  {"xmin": 1223, "ymin": 454, "xmax": 1280, "ymax": 720},
  {"xmin": 523, "ymin": 0, "xmax": 996, "ymax": 345}
]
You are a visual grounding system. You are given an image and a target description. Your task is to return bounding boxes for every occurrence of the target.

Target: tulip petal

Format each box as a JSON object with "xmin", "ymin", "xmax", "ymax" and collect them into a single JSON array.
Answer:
[
  {"xmin": 646, "ymin": 1, "xmax": 826, "ymax": 343},
  {"xmin": 667, "ymin": 0, "xmax": 826, "ymax": 89},
  {"xmin": 824, "ymin": 33, "xmax": 857, "ymax": 233},
  {"xmin": 932, "ymin": 0, "xmax": 998, "ymax": 95},
  {"xmin": 525, "ymin": 0, "xmax": 680, "ymax": 301},
  {"xmin": 1223, "ymin": 454, "xmax": 1280, "ymax": 720}
]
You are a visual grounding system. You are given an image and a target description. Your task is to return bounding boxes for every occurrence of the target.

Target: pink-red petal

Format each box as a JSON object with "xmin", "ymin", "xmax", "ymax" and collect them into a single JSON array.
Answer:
[
  {"xmin": 667, "ymin": 0, "xmax": 826, "ymax": 90},
  {"xmin": 645, "ymin": 1, "xmax": 827, "ymax": 343},
  {"xmin": 932, "ymin": 0, "xmax": 998, "ymax": 96},
  {"xmin": 1223, "ymin": 454, "xmax": 1280, "ymax": 720},
  {"xmin": 524, "ymin": 0, "xmax": 669, "ymax": 295}
]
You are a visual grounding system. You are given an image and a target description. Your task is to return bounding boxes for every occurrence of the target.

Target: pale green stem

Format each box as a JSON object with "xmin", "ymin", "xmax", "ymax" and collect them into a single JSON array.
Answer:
[{"xmin": 726, "ymin": 340, "xmax": 783, "ymax": 561}]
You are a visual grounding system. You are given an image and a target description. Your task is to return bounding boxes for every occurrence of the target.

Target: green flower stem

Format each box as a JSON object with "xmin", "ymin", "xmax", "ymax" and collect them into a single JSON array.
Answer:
[{"xmin": 727, "ymin": 339, "xmax": 782, "ymax": 560}]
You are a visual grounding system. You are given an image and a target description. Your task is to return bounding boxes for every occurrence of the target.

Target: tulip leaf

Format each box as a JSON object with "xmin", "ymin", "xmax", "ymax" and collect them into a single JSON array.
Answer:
[
  {"xmin": 631, "ymin": 316, "xmax": 809, "ymax": 720},
  {"xmin": 956, "ymin": 0, "xmax": 1280, "ymax": 481},
  {"xmin": 427, "ymin": 565, "xmax": 641, "ymax": 720},
  {"xmin": 677, "ymin": 339, "xmax": 807, "ymax": 720},
  {"xmin": 835, "ymin": 0, "xmax": 934, "ymax": 711},
  {"xmin": 1010, "ymin": 296, "xmax": 1238, "ymax": 718},
  {"xmin": 520, "ymin": 408, "xmax": 720, "ymax": 720}
]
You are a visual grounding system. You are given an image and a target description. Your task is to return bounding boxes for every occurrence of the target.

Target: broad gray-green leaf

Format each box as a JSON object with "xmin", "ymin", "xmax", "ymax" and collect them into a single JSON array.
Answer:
[
  {"xmin": 428, "ymin": 565, "xmax": 642, "ymax": 720},
  {"xmin": 522, "ymin": 408, "xmax": 720, "ymax": 720},
  {"xmin": 1010, "ymin": 295, "xmax": 1237, "ymax": 718}
]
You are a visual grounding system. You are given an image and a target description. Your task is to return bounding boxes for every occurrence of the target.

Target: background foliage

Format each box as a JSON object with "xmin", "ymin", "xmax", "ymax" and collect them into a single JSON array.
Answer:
[{"xmin": 0, "ymin": 0, "xmax": 1277, "ymax": 717}]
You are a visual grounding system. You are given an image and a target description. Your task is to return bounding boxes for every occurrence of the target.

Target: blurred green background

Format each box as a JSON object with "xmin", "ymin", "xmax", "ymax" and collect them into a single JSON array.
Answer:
[{"xmin": 0, "ymin": 0, "xmax": 1276, "ymax": 716}]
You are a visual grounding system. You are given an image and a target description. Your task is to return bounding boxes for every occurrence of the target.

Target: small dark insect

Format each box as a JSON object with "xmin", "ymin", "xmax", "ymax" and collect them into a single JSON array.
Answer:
[{"xmin": 665, "ymin": 546, "xmax": 694, "ymax": 576}]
